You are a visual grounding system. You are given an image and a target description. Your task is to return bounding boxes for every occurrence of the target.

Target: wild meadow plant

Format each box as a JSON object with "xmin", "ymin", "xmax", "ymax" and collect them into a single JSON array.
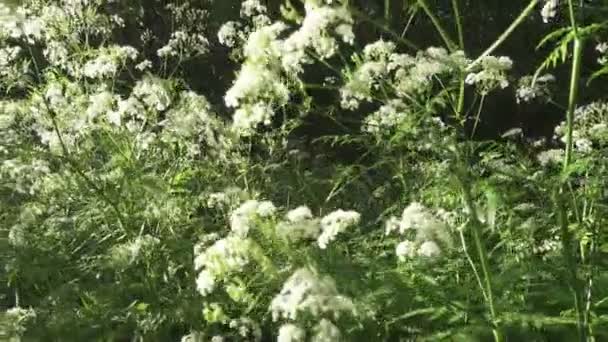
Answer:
[{"xmin": 1, "ymin": 0, "xmax": 608, "ymax": 341}]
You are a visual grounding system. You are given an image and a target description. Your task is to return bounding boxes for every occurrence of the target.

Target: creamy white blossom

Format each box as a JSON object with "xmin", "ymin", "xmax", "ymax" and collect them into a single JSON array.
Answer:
[
  {"xmin": 157, "ymin": 30, "xmax": 209, "ymax": 58},
  {"xmin": 218, "ymin": 21, "xmax": 242, "ymax": 47},
  {"xmin": 396, "ymin": 240, "xmax": 416, "ymax": 261},
  {"xmin": 541, "ymin": 0, "xmax": 559, "ymax": 23},
  {"xmin": 270, "ymin": 267, "xmax": 355, "ymax": 321},
  {"xmin": 193, "ymin": 236, "xmax": 253, "ymax": 296},
  {"xmin": 229, "ymin": 199, "xmax": 276, "ymax": 236},
  {"xmin": 277, "ymin": 323, "xmax": 306, "ymax": 342},
  {"xmin": 133, "ymin": 76, "xmax": 172, "ymax": 111},
  {"xmin": 286, "ymin": 206, "xmax": 314, "ymax": 223},
  {"xmin": 417, "ymin": 240, "xmax": 441, "ymax": 258},
  {"xmin": 318, "ymin": 209, "xmax": 360, "ymax": 249},
  {"xmin": 465, "ymin": 55, "xmax": 513, "ymax": 94},
  {"xmin": 276, "ymin": 206, "xmax": 320, "ymax": 243},
  {"xmin": 516, "ymin": 74, "xmax": 555, "ymax": 103}
]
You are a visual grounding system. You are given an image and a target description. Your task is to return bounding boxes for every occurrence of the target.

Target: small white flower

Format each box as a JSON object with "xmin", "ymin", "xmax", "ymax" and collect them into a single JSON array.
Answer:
[
  {"xmin": 218, "ymin": 21, "xmax": 241, "ymax": 47},
  {"xmin": 541, "ymin": 0, "xmax": 559, "ymax": 23},
  {"xmin": 396, "ymin": 240, "xmax": 416, "ymax": 261},
  {"xmin": 286, "ymin": 206, "xmax": 313, "ymax": 223},
  {"xmin": 277, "ymin": 324, "xmax": 305, "ymax": 342},
  {"xmin": 256, "ymin": 200, "xmax": 276, "ymax": 217},
  {"xmin": 135, "ymin": 60, "xmax": 152, "ymax": 71},
  {"xmin": 418, "ymin": 240, "xmax": 441, "ymax": 258},
  {"xmin": 270, "ymin": 268, "xmax": 354, "ymax": 321},
  {"xmin": 318, "ymin": 209, "xmax": 360, "ymax": 249},
  {"xmin": 196, "ymin": 270, "xmax": 216, "ymax": 296}
]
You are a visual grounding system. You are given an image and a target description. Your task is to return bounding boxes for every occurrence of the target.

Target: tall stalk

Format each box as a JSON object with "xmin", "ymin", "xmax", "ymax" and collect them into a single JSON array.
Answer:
[
  {"xmin": 417, "ymin": 0, "xmax": 457, "ymax": 51},
  {"xmin": 558, "ymin": 0, "xmax": 588, "ymax": 340},
  {"xmin": 467, "ymin": 0, "xmax": 540, "ymax": 71},
  {"xmin": 455, "ymin": 166, "xmax": 504, "ymax": 342}
]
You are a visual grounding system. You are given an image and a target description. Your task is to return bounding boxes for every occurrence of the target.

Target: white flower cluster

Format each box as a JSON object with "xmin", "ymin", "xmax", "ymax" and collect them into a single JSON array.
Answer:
[
  {"xmin": 341, "ymin": 42, "xmax": 467, "ymax": 110},
  {"xmin": 281, "ymin": 0, "xmax": 354, "ymax": 72},
  {"xmin": 465, "ymin": 55, "xmax": 513, "ymax": 94},
  {"xmin": 596, "ymin": 42, "xmax": 608, "ymax": 65},
  {"xmin": 132, "ymin": 76, "xmax": 172, "ymax": 112},
  {"xmin": 241, "ymin": 0, "xmax": 267, "ymax": 18},
  {"xmin": 229, "ymin": 199, "xmax": 277, "ymax": 237},
  {"xmin": 270, "ymin": 267, "xmax": 355, "ymax": 321},
  {"xmin": 276, "ymin": 205, "xmax": 321, "ymax": 242},
  {"xmin": 157, "ymin": 30, "xmax": 209, "ymax": 59},
  {"xmin": 317, "ymin": 209, "xmax": 360, "ymax": 249},
  {"xmin": 362, "ymin": 99, "xmax": 409, "ymax": 133},
  {"xmin": 277, "ymin": 318, "xmax": 342, "ymax": 342},
  {"xmin": 3, "ymin": 307, "xmax": 37, "ymax": 337},
  {"xmin": 541, "ymin": 0, "xmax": 559, "ymax": 23},
  {"xmin": 278, "ymin": 323, "xmax": 306, "ymax": 342},
  {"xmin": 533, "ymin": 237, "xmax": 559, "ymax": 258},
  {"xmin": 83, "ymin": 45, "xmax": 139, "ymax": 79},
  {"xmin": 536, "ymin": 148, "xmax": 564, "ymax": 166},
  {"xmin": 275, "ymin": 206, "xmax": 360, "ymax": 248},
  {"xmin": 218, "ymin": 21, "xmax": 243, "ymax": 48},
  {"xmin": 194, "ymin": 235, "xmax": 254, "ymax": 296},
  {"xmin": 228, "ymin": 317, "xmax": 262, "ymax": 341},
  {"xmin": 385, "ymin": 202, "xmax": 453, "ymax": 260},
  {"xmin": 160, "ymin": 91, "xmax": 233, "ymax": 157},
  {"xmin": 340, "ymin": 40, "xmax": 397, "ymax": 109},
  {"xmin": 226, "ymin": 22, "xmax": 290, "ymax": 135},
  {"xmin": 394, "ymin": 47, "xmax": 466, "ymax": 96},
  {"xmin": 554, "ymin": 101, "xmax": 608, "ymax": 154},
  {"xmin": 225, "ymin": 0, "xmax": 354, "ymax": 135},
  {"xmin": 515, "ymin": 74, "xmax": 555, "ymax": 103}
]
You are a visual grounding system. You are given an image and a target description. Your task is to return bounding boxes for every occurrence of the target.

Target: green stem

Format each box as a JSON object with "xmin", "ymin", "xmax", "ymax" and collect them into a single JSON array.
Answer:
[
  {"xmin": 456, "ymin": 169, "xmax": 504, "ymax": 342},
  {"xmin": 351, "ymin": 9, "xmax": 419, "ymax": 50},
  {"xmin": 418, "ymin": 0, "xmax": 457, "ymax": 51},
  {"xmin": 560, "ymin": 0, "xmax": 587, "ymax": 337},
  {"xmin": 555, "ymin": 189, "xmax": 586, "ymax": 342},
  {"xmin": 467, "ymin": 0, "xmax": 540, "ymax": 71},
  {"xmin": 451, "ymin": 0, "xmax": 465, "ymax": 50},
  {"xmin": 384, "ymin": 0, "xmax": 390, "ymax": 23},
  {"xmin": 451, "ymin": 0, "xmax": 466, "ymax": 118},
  {"xmin": 563, "ymin": 38, "xmax": 583, "ymax": 171}
]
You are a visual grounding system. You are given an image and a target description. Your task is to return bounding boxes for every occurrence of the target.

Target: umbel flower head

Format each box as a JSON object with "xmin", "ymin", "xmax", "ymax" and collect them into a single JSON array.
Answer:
[
  {"xmin": 224, "ymin": 0, "xmax": 354, "ymax": 135},
  {"xmin": 270, "ymin": 267, "xmax": 355, "ymax": 321},
  {"xmin": 386, "ymin": 202, "xmax": 453, "ymax": 261}
]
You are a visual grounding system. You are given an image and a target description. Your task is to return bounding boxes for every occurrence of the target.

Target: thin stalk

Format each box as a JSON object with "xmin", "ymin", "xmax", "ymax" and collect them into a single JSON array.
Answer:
[
  {"xmin": 456, "ymin": 169, "xmax": 504, "ymax": 342},
  {"xmin": 351, "ymin": 9, "xmax": 419, "ymax": 50},
  {"xmin": 471, "ymin": 94, "xmax": 486, "ymax": 138},
  {"xmin": 451, "ymin": 0, "xmax": 466, "ymax": 117},
  {"xmin": 384, "ymin": 0, "xmax": 390, "ymax": 23},
  {"xmin": 467, "ymin": 0, "xmax": 540, "ymax": 71},
  {"xmin": 563, "ymin": 38, "xmax": 583, "ymax": 170},
  {"xmin": 555, "ymin": 190, "xmax": 586, "ymax": 341},
  {"xmin": 417, "ymin": 0, "xmax": 457, "ymax": 51},
  {"xmin": 451, "ymin": 0, "xmax": 465, "ymax": 50},
  {"xmin": 459, "ymin": 228, "xmax": 489, "ymax": 303},
  {"xmin": 559, "ymin": 0, "xmax": 588, "ymax": 337}
]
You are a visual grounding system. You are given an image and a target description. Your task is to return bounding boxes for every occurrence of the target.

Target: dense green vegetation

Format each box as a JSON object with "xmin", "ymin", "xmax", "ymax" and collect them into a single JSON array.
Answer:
[{"xmin": 2, "ymin": 0, "xmax": 608, "ymax": 341}]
